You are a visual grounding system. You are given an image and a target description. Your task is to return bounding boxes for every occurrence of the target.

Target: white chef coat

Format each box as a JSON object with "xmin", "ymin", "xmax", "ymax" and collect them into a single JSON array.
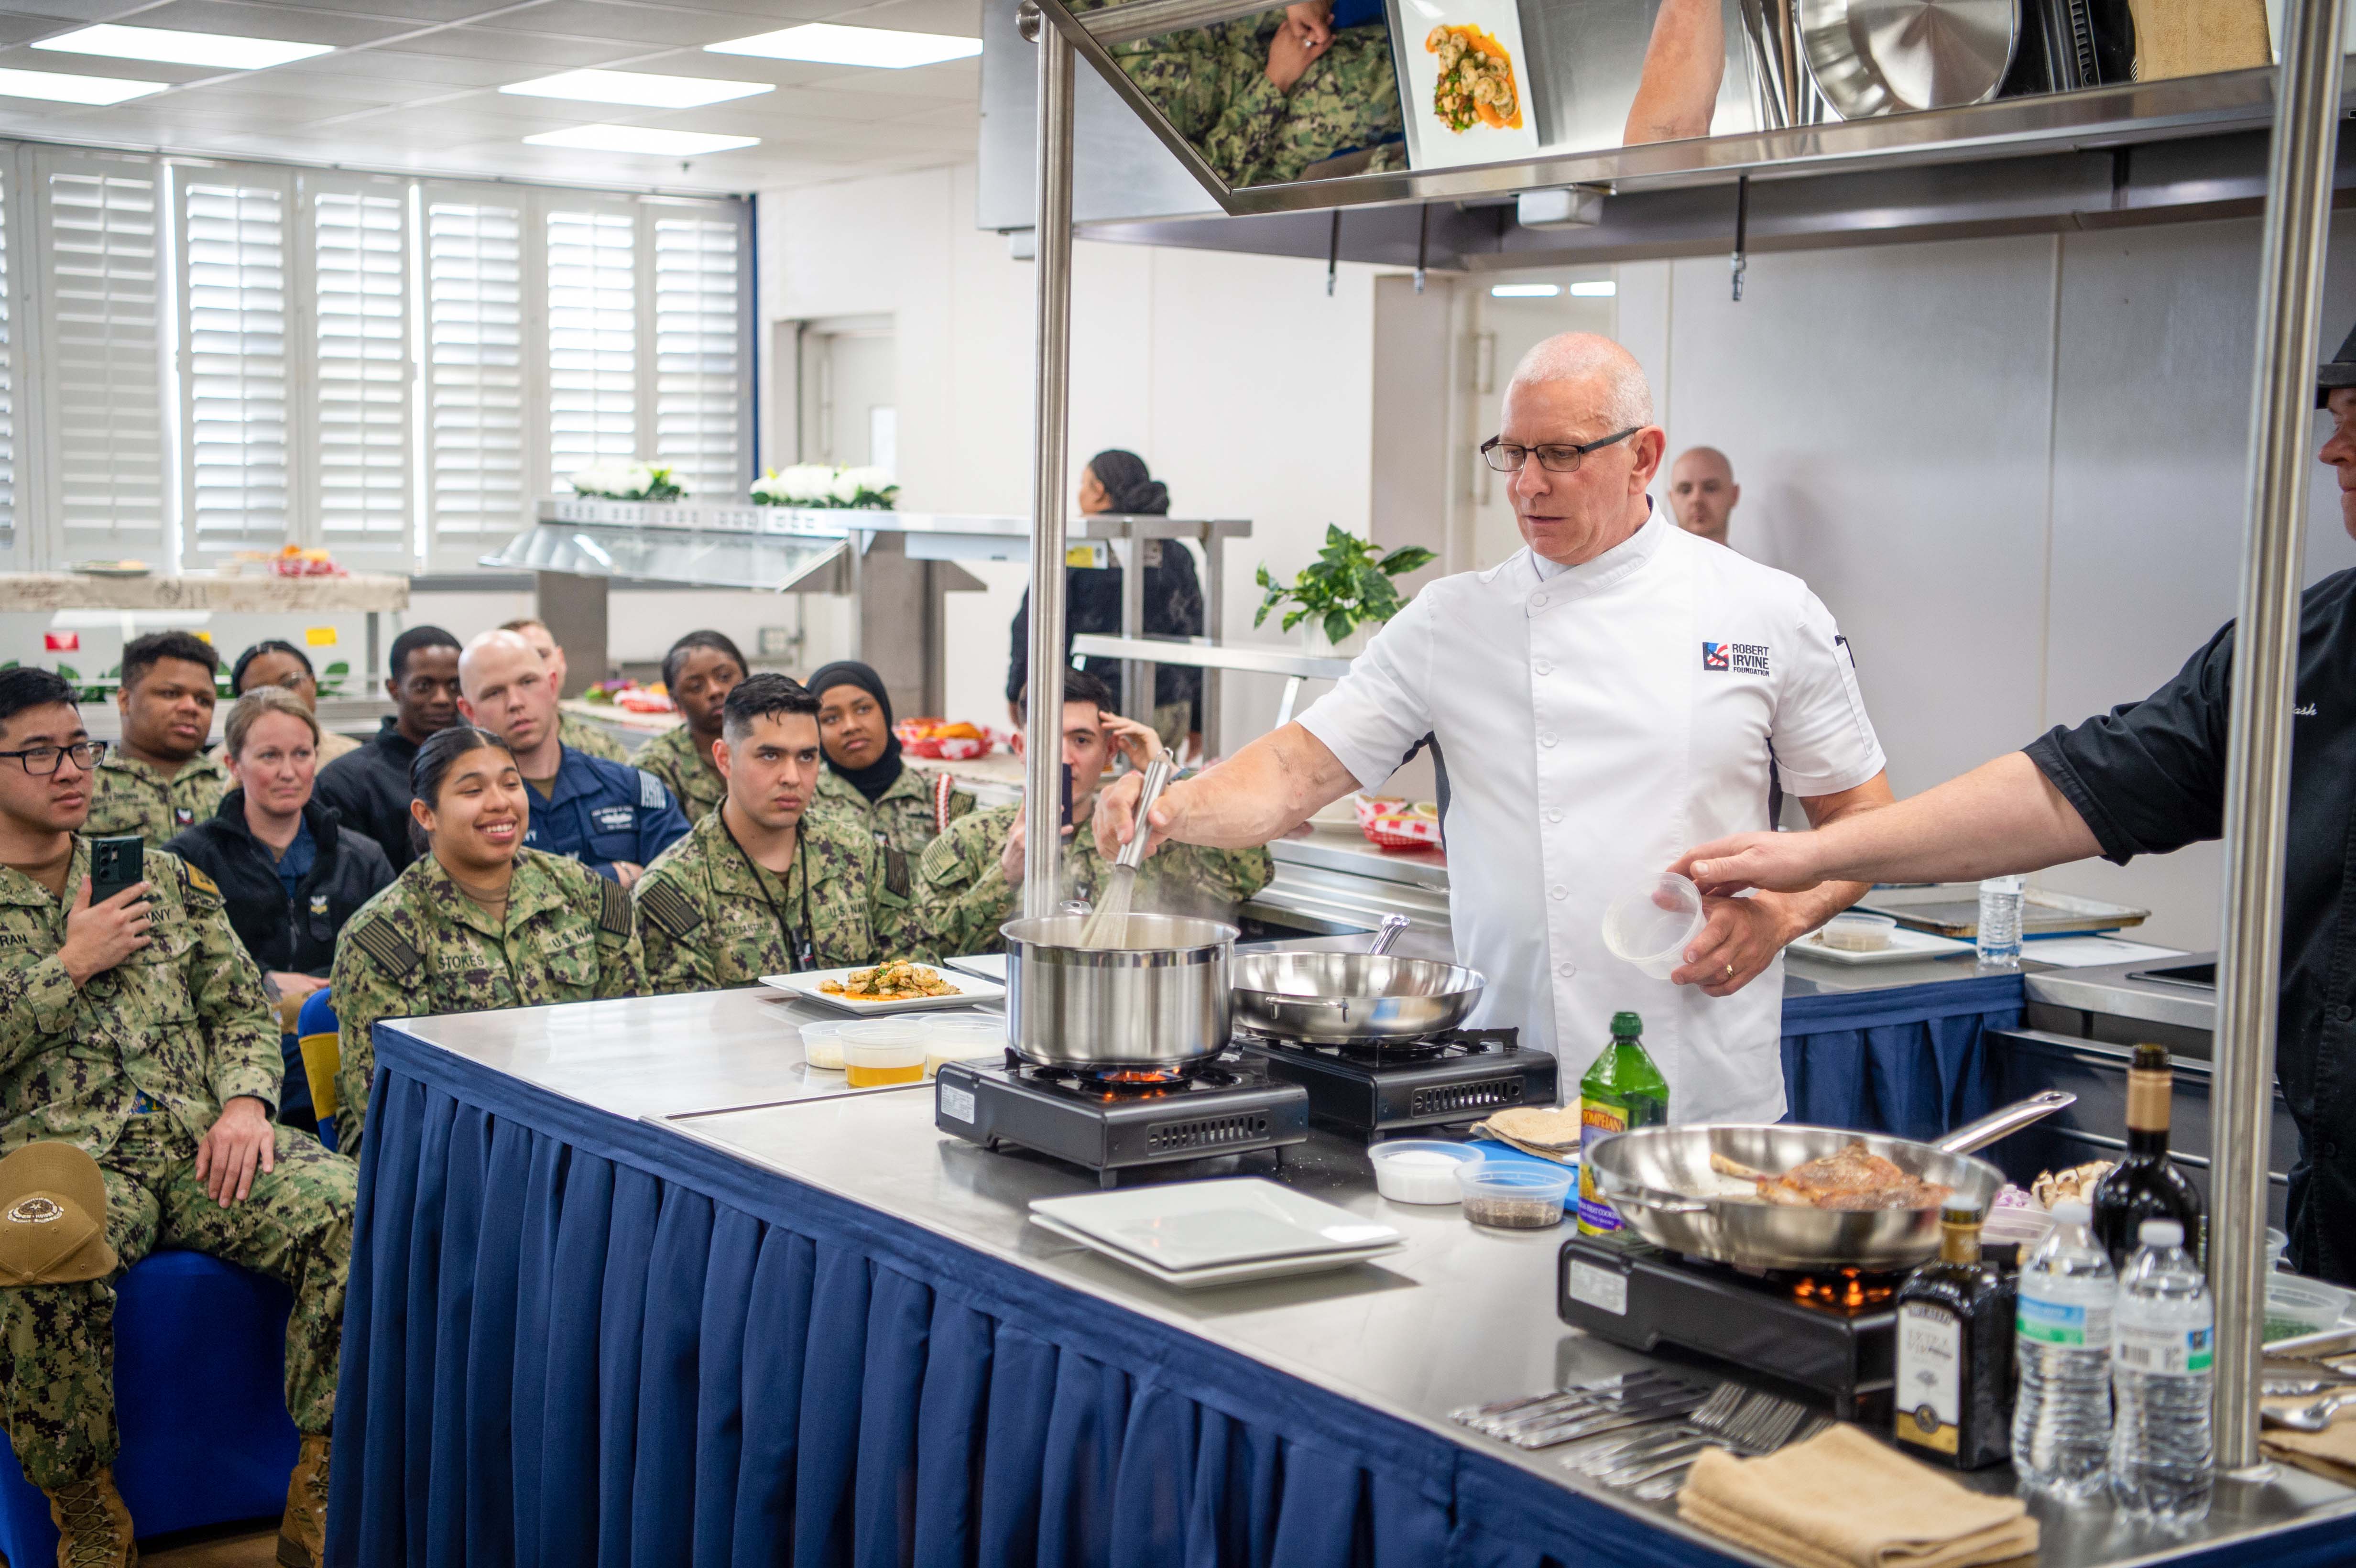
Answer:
[{"xmin": 1296, "ymin": 508, "xmax": 1885, "ymax": 1122}]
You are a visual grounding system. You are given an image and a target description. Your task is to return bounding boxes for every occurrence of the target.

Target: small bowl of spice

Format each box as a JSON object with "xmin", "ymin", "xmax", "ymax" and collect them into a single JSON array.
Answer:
[{"xmin": 1455, "ymin": 1161, "xmax": 1573, "ymax": 1230}]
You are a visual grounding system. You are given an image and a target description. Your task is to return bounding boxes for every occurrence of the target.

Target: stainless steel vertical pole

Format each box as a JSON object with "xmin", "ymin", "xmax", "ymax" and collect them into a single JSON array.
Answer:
[
  {"xmin": 1021, "ymin": 0, "xmax": 1076, "ymax": 919},
  {"xmin": 2214, "ymin": 0, "xmax": 2345, "ymax": 1474}
]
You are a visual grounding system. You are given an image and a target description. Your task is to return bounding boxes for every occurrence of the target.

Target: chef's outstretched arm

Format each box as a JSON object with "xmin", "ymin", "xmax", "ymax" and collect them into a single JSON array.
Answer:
[
  {"xmin": 1095, "ymin": 721, "xmax": 1358, "ymax": 860},
  {"xmin": 1672, "ymin": 751, "xmax": 2100, "ymax": 896},
  {"xmin": 1669, "ymin": 770, "xmax": 1897, "ymax": 998}
]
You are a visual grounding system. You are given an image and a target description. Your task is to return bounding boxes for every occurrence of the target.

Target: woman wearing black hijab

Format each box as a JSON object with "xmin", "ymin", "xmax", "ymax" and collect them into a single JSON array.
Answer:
[
  {"xmin": 810, "ymin": 659, "xmax": 977, "ymax": 860},
  {"xmin": 1005, "ymin": 449, "xmax": 1205, "ymax": 757}
]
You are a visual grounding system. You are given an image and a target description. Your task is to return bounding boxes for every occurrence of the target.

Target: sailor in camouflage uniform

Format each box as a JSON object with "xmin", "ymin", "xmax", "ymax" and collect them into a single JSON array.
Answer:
[
  {"xmin": 500, "ymin": 616, "xmax": 634, "ymax": 762},
  {"xmin": 808, "ymin": 660, "xmax": 977, "ymax": 864},
  {"xmin": 330, "ymin": 726, "xmax": 645, "ymax": 1155},
  {"xmin": 633, "ymin": 632, "xmax": 749, "ymax": 829},
  {"xmin": 917, "ymin": 670, "xmax": 1272, "ymax": 955},
  {"xmin": 0, "ymin": 668, "xmax": 354, "ymax": 1568},
  {"xmin": 636, "ymin": 675, "xmax": 928, "ymax": 991},
  {"xmin": 84, "ymin": 631, "xmax": 231, "ymax": 844},
  {"xmin": 1080, "ymin": 0, "xmax": 1405, "ymax": 187}
]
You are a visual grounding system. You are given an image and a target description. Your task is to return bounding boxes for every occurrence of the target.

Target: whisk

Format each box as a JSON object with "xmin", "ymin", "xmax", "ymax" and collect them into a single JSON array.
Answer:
[{"xmin": 1079, "ymin": 753, "xmax": 1174, "ymax": 950}]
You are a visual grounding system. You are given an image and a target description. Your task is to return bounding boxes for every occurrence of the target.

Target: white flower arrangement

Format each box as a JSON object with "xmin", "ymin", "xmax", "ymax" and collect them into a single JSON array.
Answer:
[
  {"xmin": 751, "ymin": 464, "xmax": 899, "ymax": 510},
  {"xmin": 568, "ymin": 460, "xmax": 681, "ymax": 502}
]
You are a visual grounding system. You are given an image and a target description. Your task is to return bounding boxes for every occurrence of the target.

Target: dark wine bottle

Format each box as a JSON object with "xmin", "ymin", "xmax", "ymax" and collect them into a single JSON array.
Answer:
[
  {"xmin": 2091, "ymin": 1044, "xmax": 2207, "ymax": 1272},
  {"xmin": 1894, "ymin": 1201, "xmax": 2015, "ymax": 1470}
]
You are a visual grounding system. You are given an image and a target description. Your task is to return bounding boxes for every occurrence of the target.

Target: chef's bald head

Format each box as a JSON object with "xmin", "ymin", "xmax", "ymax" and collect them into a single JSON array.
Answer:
[{"xmin": 1506, "ymin": 333, "xmax": 1655, "ymax": 432}]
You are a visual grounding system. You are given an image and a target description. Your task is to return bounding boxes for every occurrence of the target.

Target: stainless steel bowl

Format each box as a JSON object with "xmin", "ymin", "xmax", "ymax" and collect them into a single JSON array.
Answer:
[
  {"xmin": 1799, "ymin": 0, "xmax": 2017, "ymax": 117},
  {"xmin": 1001, "ymin": 913, "xmax": 1237, "ymax": 1069},
  {"xmin": 1230, "ymin": 951, "xmax": 1486, "ymax": 1044}
]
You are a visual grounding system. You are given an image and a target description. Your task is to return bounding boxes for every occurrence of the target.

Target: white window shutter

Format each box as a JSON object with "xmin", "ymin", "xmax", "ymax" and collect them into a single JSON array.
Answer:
[
  {"xmin": 177, "ymin": 172, "xmax": 292, "ymax": 558},
  {"xmin": 652, "ymin": 214, "xmax": 744, "ymax": 500},
  {"xmin": 545, "ymin": 203, "xmax": 639, "ymax": 488},
  {"xmin": 309, "ymin": 181, "xmax": 410, "ymax": 567},
  {"xmin": 36, "ymin": 152, "xmax": 165, "ymax": 563},
  {"xmin": 422, "ymin": 189, "xmax": 525, "ymax": 570}
]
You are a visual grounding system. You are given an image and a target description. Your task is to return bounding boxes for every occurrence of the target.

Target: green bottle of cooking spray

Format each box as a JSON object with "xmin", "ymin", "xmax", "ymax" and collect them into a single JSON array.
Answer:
[{"xmin": 1576, "ymin": 1011, "xmax": 1670, "ymax": 1236}]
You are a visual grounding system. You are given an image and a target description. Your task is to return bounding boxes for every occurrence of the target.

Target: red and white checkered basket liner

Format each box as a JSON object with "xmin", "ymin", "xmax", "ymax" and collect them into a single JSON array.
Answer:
[{"xmin": 1353, "ymin": 794, "xmax": 1442, "ymax": 849}]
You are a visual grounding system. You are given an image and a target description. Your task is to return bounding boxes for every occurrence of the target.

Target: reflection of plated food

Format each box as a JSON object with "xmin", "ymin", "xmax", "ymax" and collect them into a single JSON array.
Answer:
[
  {"xmin": 1704, "ymin": 1143, "xmax": 1954, "ymax": 1211},
  {"xmin": 819, "ymin": 961, "xmax": 960, "ymax": 1001},
  {"xmin": 1425, "ymin": 24, "xmax": 1522, "ymax": 132}
]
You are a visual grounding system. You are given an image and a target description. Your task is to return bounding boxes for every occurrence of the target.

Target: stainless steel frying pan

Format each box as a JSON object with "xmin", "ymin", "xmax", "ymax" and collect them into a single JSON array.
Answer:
[
  {"xmin": 1584, "ymin": 1091, "xmax": 2074, "ymax": 1273},
  {"xmin": 1229, "ymin": 951, "xmax": 1486, "ymax": 1044}
]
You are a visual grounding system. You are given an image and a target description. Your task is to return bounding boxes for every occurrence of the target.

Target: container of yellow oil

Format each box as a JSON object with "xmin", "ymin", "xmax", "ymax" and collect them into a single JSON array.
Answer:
[{"xmin": 840, "ymin": 1020, "xmax": 927, "ymax": 1087}]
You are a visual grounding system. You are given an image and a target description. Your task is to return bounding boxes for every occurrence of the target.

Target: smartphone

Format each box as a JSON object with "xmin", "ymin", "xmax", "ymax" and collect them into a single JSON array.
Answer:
[
  {"xmin": 1059, "ymin": 762, "xmax": 1075, "ymax": 832},
  {"xmin": 89, "ymin": 835, "xmax": 144, "ymax": 906}
]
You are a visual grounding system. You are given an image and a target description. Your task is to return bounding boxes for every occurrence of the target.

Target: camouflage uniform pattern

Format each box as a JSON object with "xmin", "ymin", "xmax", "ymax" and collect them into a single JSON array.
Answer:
[
  {"xmin": 633, "ymin": 725, "xmax": 726, "ymax": 827},
  {"xmin": 915, "ymin": 802, "xmax": 1274, "ymax": 956},
  {"xmin": 84, "ymin": 750, "xmax": 230, "ymax": 844},
  {"xmin": 329, "ymin": 847, "xmax": 646, "ymax": 1152},
  {"xmin": 1080, "ymin": 0, "xmax": 1405, "ymax": 187},
  {"xmin": 558, "ymin": 711, "xmax": 633, "ymax": 764},
  {"xmin": 633, "ymin": 806, "xmax": 929, "ymax": 993},
  {"xmin": 814, "ymin": 763, "xmax": 976, "ymax": 863},
  {"xmin": 0, "ymin": 840, "xmax": 356, "ymax": 1486}
]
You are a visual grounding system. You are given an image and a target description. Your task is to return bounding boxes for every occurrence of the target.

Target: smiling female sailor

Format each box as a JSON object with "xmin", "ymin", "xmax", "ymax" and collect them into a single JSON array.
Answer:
[{"xmin": 1098, "ymin": 333, "xmax": 1894, "ymax": 1122}]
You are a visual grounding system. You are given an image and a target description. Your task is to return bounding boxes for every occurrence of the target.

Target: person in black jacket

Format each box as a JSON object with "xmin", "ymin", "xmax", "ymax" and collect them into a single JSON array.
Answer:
[
  {"xmin": 167, "ymin": 688, "xmax": 394, "ymax": 1130},
  {"xmin": 316, "ymin": 624, "xmax": 462, "ymax": 873}
]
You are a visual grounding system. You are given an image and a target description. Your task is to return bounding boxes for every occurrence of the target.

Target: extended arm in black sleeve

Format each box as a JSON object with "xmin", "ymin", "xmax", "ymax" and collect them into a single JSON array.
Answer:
[{"xmin": 2023, "ymin": 624, "xmax": 2234, "ymax": 865}]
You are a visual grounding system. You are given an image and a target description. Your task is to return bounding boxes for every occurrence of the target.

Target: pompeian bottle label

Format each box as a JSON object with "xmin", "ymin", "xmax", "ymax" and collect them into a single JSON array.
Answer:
[
  {"xmin": 1576, "ymin": 1101, "xmax": 1629, "ymax": 1235},
  {"xmin": 1896, "ymin": 1303, "xmax": 1963, "ymax": 1455}
]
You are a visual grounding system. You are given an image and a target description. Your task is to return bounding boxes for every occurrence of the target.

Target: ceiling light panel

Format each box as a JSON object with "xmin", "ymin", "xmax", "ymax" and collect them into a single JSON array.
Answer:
[
  {"xmin": 524, "ymin": 123, "xmax": 759, "ymax": 154},
  {"xmin": 1491, "ymin": 283, "xmax": 1560, "ymax": 298},
  {"xmin": 0, "ymin": 65, "xmax": 167, "ymax": 103},
  {"xmin": 36, "ymin": 23, "xmax": 335, "ymax": 69},
  {"xmin": 502, "ymin": 69, "xmax": 774, "ymax": 108},
  {"xmin": 705, "ymin": 23, "xmax": 982, "ymax": 68}
]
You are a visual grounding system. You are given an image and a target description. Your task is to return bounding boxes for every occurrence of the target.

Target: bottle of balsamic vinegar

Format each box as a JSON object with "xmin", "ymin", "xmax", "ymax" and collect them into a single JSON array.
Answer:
[
  {"xmin": 1894, "ymin": 1201, "xmax": 2016, "ymax": 1470},
  {"xmin": 2091, "ymin": 1044, "xmax": 2207, "ymax": 1272}
]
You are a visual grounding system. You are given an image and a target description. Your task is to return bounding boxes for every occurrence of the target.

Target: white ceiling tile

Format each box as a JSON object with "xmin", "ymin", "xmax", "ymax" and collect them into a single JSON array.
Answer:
[
  {"xmin": 92, "ymin": 0, "xmax": 416, "ymax": 44},
  {"xmin": 483, "ymin": 0, "xmax": 767, "ymax": 44},
  {"xmin": 267, "ymin": 45, "xmax": 530, "ymax": 83},
  {"xmin": 390, "ymin": 23, "xmax": 631, "ymax": 60},
  {"xmin": 818, "ymin": 0, "xmax": 979, "ymax": 35}
]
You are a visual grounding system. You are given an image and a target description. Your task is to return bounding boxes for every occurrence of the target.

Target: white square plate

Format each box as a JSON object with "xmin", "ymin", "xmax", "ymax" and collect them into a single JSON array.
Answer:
[
  {"xmin": 761, "ymin": 965, "xmax": 1005, "ymax": 1014},
  {"xmin": 942, "ymin": 952, "xmax": 1007, "ymax": 983},
  {"xmin": 1789, "ymin": 926, "xmax": 1975, "ymax": 965},
  {"xmin": 1026, "ymin": 1213, "xmax": 1404, "ymax": 1289},
  {"xmin": 1030, "ymin": 1177, "xmax": 1402, "ymax": 1271}
]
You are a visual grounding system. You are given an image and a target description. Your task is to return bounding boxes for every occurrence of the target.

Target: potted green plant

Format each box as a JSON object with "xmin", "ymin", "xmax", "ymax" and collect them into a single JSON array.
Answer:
[{"xmin": 1254, "ymin": 525, "xmax": 1436, "ymax": 653}]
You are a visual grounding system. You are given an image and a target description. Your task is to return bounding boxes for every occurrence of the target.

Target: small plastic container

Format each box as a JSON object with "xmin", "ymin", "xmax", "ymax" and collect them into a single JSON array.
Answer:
[
  {"xmin": 2264, "ymin": 1275, "xmax": 2352, "ymax": 1342},
  {"xmin": 1369, "ymin": 1140, "xmax": 1484, "ymax": 1204},
  {"xmin": 1602, "ymin": 873, "xmax": 1707, "ymax": 980},
  {"xmin": 839, "ymin": 1019, "xmax": 927, "ymax": 1087},
  {"xmin": 1820, "ymin": 912, "xmax": 1897, "ymax": 951},
  {"xmin": 921, "ymin": 1014, "xmax": 1006, "ymax": 1078},
  {"xmin": 1455, "ymin": 1161, "xmax": 1574, "ymax": 1229},
  {"xmin": 2268, "ymin": 1227, "xmax": 2290, "ymax": 1272},
  {"xmin": 798, "ymin": 1019, "xmax": 848, "ymax": 1071}
]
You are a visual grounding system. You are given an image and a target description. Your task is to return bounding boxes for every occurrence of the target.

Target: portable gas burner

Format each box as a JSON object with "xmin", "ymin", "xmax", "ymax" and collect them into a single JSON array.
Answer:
[
  {"xmin": 1557, "ymin": 1231, "xmax": 1900, "ymax": 1422},
  {"xmin": 1237, "ymin": 1027, "xmax": 1559, "ymax": 1140},
  {"xmin": 934, "ymin": 1049, "xmax": 1310, "ymax": 1187}
]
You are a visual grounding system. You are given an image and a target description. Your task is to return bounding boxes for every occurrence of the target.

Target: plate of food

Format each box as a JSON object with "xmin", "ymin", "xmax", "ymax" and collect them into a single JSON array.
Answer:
[
  {"xmin": 1392, "ymin": 0, "xmax": 1541, "ymax": 170},
  {"xmin": 67, "ymin": 560, "xmax": 152, "ymax": 577},
  {"xmin": 762, "ymin": 959, "xmax": 1005, "ymax": 1014}
]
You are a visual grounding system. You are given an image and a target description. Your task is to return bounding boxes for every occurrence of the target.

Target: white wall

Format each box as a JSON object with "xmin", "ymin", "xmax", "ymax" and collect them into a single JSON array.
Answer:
[
  {"xmin": 1618, "ymin": 214, "xmax": 2356, "ymax": 951},
  {"xmin": 758, "ymin": 162, "xmax": 1382, "ymax": 748}
]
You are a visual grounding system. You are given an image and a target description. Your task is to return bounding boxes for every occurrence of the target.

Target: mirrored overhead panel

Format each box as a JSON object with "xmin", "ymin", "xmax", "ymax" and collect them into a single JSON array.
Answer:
[{"xmin": 1032, "ymin": 0, "xmax": 2292, "ymax": 212}]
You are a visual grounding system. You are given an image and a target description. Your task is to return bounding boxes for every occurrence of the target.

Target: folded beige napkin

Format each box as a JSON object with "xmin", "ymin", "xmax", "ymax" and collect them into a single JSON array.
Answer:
[
  {"xmin": 2261, "ymin": 1396, "xmax": 2356, "ymax": 1488},
  {"xmin": 1677, "ymin": 1424, "xmax": 2038, "ymax": 1568}
]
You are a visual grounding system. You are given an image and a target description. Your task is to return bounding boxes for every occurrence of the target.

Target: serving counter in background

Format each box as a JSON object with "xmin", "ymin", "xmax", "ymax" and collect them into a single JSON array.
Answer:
[{"xmin": 327, "ymin": 990, "xmax": 2356, "ymax": 1568}]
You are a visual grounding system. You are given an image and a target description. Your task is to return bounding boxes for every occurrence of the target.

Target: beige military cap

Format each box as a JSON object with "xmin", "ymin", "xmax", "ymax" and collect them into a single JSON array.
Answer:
[{"xmin": 0, "ymin": 1143, "xmax": 117, "ymax": 1286}]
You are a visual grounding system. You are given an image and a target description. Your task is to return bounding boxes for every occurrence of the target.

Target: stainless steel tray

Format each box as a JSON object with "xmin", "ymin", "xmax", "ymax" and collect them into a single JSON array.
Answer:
[{"xmin": 1856, "ymin": 883, "xmax": 2150, "ymax": 938}]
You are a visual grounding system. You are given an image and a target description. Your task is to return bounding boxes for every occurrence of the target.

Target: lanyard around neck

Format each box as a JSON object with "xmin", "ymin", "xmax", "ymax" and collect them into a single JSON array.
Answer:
[{"xmin": 721, "ymin": 816, "xmax": 815, "ymax": 972}]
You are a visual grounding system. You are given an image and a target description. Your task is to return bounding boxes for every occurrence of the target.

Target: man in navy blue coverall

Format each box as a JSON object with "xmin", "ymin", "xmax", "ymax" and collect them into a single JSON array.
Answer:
[{"xmin": 456, "ymin": 630, "xmax": 687, "ymax": 885}]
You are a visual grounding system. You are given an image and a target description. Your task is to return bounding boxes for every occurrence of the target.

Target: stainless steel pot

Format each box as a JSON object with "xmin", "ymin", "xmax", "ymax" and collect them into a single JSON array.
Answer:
[
  {"xmin": 1230, "ymin": 950, "xmax": 1486, "ymax": 1044},
  {"xmin": 1583, "ymin": 1091, "xmax": 2073, "ymax": 1272},
  {"xmin": 1001, "ymin": 913, "xmax": 1237, "ymax": 1068}
]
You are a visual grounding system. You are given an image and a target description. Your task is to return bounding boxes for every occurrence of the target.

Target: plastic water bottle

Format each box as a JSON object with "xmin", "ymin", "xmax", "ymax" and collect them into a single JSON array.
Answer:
[
  {"xmin": 2112, "ymin": 1219, "xmax": 2214, "ymax": 1525},
  {"xmin": 2012, "ymin": 1198, "xmax": 2115, "ymax": 1497},
  {"xmin": 1977, "ymin": 875, "xmax": 2026, "ymax": 970}
]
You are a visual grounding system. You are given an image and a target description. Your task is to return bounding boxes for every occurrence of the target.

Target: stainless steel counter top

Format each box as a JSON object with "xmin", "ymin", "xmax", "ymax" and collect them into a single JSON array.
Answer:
[
  {"xmin": 388, "ymin": 992, "xmax": 2356, "ymax": 1568},
  {"xmin": 2026, "ymin": 952, "xmax": 2219, "ymax": 1034}
]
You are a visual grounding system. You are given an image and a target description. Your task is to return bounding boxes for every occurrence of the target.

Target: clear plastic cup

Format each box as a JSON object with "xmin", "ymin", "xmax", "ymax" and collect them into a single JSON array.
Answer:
[
  {"xmin": 1821, "ymin": 911, "xmax": 1898, "ymax": 951},
  {"xmin": 798, "ymin": 1019, "xmax": 849, "ymax": 1071},
  {"xmin": 1455, "ymin": 1161, "xmax": 1574, "ymax": 1229},
  {"xmin": 1602, "ymin": 872, "xmax": 1707, "ymax": 980},
  {"xmin": 840, "ymin": 1019, "xmax": 928, "ymax": 1087}
]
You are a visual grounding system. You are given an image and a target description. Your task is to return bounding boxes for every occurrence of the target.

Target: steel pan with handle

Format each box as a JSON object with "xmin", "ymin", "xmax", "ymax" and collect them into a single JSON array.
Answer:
[
  {"xmin": 1584, "ymin": 1091, "xmax": 2074, "ymax": 1273},
  {"xmin": 1229, "ymin": 950, "xmax": 1486, "ymax": 1044}
]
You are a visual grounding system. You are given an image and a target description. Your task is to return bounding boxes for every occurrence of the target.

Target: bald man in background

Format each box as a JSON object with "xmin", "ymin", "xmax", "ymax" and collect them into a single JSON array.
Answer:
[{"xmin": 1669, "ymin": 446, "xmax": 1741, "ymax": 547}]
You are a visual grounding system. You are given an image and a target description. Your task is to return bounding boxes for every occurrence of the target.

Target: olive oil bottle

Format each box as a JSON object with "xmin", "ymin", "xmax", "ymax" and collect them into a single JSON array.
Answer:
[
  {"xmin": 1575, "ymin": 1011, "xmax": 1669, "ymax": 1237},
  {"xmin": 1894, "ymin": 1201, "xmax": 2016, "ymax": 1470}
]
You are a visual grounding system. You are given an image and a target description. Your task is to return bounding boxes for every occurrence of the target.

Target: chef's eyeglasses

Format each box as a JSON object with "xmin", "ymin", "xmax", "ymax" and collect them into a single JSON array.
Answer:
[
  {"xmin": 1480, "ymin": 428, "xmax": 1639, "ymax": 473},
  {"xmin": 0, "ymin": 740, "xmax": 107, "ymax": 775}
]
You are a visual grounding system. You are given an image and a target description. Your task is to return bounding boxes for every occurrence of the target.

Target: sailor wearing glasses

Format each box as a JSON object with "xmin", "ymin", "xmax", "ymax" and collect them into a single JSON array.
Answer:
[{"xmin": 1097, "ymin": 332, "xmax": 1895, "ymax": 1122}]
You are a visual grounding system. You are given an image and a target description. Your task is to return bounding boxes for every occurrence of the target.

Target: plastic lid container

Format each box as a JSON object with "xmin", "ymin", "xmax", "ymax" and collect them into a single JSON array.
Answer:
[
  {"xmin": 840, "ymin": 1018, "xmax": 927, "ymax": 1061},
  {"xmin": 1602, "ymin": 873, "xmax": 1707, "ymax": 980},
  {"xmin": 1369, "ymin": 1140, "xmax": 1483, "ymax": 1204},
  {"xmin": 1820, "ymin": 912, "xmax": 1897, "ymax": 951},
  {"xmin": 2268, "ymin": 1227, "xmax": 2290, "ymax": 1271},
  {"xmin": 798, "ymin": 1019, "xmax": 849, "ymax": 1071},
  {"xmin": 1455, "ymin": 1161, "xmax": 1574, "ymax": 1229},
  {"xmin": 2265, "ymin": 1275, "xmax": 2352, "ymax": 1341},
  {"xmin": 921, "ymin": 1014, "xmax": 1007, "ymax": 1077}
]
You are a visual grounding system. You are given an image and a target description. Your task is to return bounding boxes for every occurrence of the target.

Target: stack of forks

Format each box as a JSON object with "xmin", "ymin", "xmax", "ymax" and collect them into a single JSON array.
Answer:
[
  {"xmin": 1564, "ymin": 1383, "xmax": 1827, "ymax": 1500},
  {"xmin": 1449, "ymin": 1371, "xmax": 1711, "ymax": 1450}
]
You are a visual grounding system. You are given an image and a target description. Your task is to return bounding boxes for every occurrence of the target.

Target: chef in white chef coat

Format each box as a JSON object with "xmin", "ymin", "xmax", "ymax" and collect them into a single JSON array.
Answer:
[{"xmin": 1097, "ymin": 332, "xmax": 1895, "ymax": 1122}]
